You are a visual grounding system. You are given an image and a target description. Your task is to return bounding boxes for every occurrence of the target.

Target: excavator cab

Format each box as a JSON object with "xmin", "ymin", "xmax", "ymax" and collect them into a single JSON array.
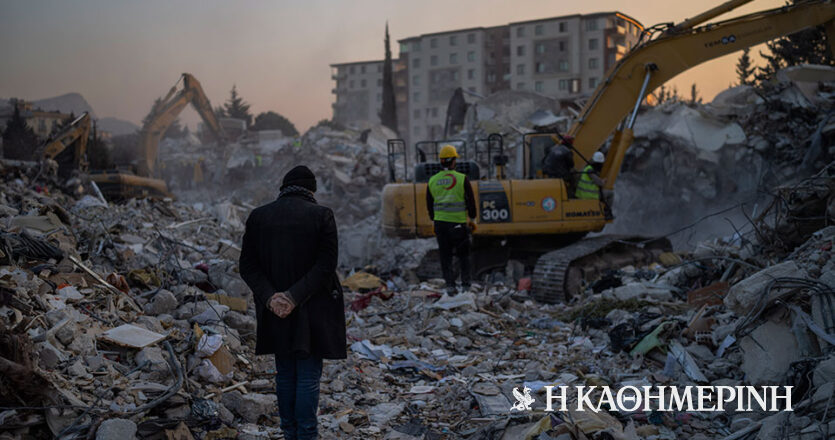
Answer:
[{"xmin": 386, "ymin": 139, "xmax": 481, "ymax": 183}]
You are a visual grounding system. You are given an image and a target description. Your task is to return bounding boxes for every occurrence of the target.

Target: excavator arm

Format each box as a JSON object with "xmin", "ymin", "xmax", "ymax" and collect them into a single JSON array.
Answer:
[
  {"xmin": 138, "ymin": 73, "xmax": 225, "ymax": 176},
  {"xmin": 42, "ymin": 112, "xmax": 91, "ymax": 171},
  {"xmin": 568, "ymin": 0, "xmax": 835, "ymax": 190}
]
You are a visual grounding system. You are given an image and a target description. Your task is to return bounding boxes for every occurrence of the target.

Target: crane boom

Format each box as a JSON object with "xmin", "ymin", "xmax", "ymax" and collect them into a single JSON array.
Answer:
[
  {"xmin": 138, "ymin": 72, "xmax": 225, "ymax": 176},
  {"xmin": 568, "ymin": 0, "xmax": 835, "ymax": 189}
]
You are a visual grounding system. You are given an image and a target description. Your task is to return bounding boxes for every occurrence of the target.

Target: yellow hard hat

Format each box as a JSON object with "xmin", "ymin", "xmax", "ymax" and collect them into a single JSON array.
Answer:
[{"xmin": 439, "ymin": 144, "xmax": 459, "ymax": 159}]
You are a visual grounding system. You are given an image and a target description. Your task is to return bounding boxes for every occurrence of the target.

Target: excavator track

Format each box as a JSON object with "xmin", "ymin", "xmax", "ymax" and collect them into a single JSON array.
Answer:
[{"xmin": 532, "ymin": 235, "xmax": 672, "ymax": 303}]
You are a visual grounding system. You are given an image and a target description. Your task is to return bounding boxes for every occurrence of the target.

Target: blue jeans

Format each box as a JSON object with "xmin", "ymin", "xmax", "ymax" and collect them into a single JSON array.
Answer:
[{"xmin": 274, "ymin": 356, "xmax": 323, "ymax": 440}]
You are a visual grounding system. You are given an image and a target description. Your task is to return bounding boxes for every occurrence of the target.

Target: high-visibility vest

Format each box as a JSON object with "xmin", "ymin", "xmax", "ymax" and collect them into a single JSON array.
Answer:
[
  {"xmin": 428, "ymin": 169, "xmax": 467, "ymax": 223},
  {"xmin": 575, "ymin": 165, "xmax": 600, "ymax": 200}
]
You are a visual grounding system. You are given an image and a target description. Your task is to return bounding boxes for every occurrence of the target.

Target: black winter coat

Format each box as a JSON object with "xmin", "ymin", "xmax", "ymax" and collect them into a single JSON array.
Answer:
[{"xmin": 239, "ymin": 193, "xmax": 347, "ymax": 359}]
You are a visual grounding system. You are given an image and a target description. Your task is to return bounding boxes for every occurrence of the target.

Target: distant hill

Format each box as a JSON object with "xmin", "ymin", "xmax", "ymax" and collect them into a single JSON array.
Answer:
[
  {"xmin": 32, "ymin": 93, "xmax": 97, "ymax": 119},
  {"xmin": 98, "ymin": 117, "xmax": 140, "ymax": 136}
]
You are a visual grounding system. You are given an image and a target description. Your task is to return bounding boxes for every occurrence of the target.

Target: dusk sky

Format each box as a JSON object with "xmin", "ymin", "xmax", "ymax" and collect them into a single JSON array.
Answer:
[{"xmin": 0, "ymin": 0, "xmax": 785, "ymax": 132}]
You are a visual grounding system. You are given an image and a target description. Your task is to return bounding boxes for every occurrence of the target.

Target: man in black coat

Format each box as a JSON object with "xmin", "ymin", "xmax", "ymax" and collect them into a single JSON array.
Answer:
[{"xmin": 239, "ymin": 165, "xmax": 346, "ymax": 440}]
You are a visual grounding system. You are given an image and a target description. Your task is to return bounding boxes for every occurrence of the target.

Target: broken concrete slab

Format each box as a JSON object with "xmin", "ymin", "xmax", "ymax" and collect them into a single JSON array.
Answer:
[
  {"xmin": 724, "ymin": 261, "xmax": 806, "ymax": 315},
  {"xmin": 100, "ymin": 324, "xmax": 166, "ymax": 349},
  {"xmin": 740, "ymin": 319, "xmax": 801, "ymax": 385}
]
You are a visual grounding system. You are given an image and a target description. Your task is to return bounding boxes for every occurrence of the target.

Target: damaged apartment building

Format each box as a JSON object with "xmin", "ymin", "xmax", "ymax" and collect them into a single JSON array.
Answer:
[{"xmin": 330, "ymin": 11, "xmax": 643, "ymax": 145}]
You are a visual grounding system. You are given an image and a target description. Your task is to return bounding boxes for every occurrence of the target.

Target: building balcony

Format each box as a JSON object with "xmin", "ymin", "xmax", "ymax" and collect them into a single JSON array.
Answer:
[
  {"xmin": 331, "ymin": 88, "xmax": 338, "ymax": 94},
  {"xmin": 332, "ymin": 73, "xmax": 346, "ymax": 80}
]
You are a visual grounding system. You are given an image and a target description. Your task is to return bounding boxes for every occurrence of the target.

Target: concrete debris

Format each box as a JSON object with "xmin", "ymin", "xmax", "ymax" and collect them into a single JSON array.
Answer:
[
  {"xmin": 0, "ymin": 65, "xmax": 833, "ymax": 439},
  {"xmin": 95, "ymin": 418, "xmax": 137, "ymax": 440}
]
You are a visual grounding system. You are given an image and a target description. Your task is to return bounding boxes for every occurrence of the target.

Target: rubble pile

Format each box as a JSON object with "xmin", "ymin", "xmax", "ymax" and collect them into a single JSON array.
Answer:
[
  {"xmin": 158, "ymin": 124, "xmax": 434, "ymax": 272},
  {"xmin": 608, "ymin": 66, "xmax": 835, "ymax": 246},
  {"xmin": 1, "ymin": 148, "xmax": 834, "ymax": 439}
]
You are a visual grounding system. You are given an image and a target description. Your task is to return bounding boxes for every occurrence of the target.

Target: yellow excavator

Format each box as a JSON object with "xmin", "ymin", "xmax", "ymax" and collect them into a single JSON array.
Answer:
[
  {"xmin": 90, "ymin": 73, "xmax": 226, "ymax": 200},
  {"xmin": 382, "ymin": 0, "xmax": 835, "ymax": 302},
  {"xmin": 41, "ymin": 112, "xmax": 91, "ymax": 178}
]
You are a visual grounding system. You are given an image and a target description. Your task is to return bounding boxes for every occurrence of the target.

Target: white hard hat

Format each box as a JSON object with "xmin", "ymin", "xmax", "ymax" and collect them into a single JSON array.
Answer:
[{"xmin": 592, "ymin": 151, "xmax": 605, "ymax": 164}]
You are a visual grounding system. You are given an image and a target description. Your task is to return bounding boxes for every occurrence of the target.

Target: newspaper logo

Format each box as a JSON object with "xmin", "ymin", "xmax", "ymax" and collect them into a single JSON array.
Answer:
[{"xmin": 510, "ymin": 386, "xmax": 535, "ymax": 411}]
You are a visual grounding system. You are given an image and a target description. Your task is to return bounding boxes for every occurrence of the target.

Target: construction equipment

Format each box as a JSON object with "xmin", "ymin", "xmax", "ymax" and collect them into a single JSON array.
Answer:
[
  {"xmin": 382, "ymin": 0, "xmax": 835, "ymax": 302},
  {"xmin": 91, "ymin": 73, "xmax": 226, "ymax": 200},
  {"xmin": 40, "ymin": 112, "xmax": 91, "ymax": 177}
]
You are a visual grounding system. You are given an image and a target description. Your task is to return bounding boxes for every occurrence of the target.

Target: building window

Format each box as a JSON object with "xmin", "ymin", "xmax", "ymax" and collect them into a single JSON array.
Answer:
[
  {"xmin": 361, "ymin": 65, "xmax": 366, "ymax": 74},
  {"xmin": 414, "ymin": 126, "xmax": 421, "ymax": 135},
  {"xmin": 377, "ymin": 65, "xmax": 382, "ymax": 73},
  {"xmin": 559, "ymin": 79, "xmax": 567, "ymax": 90},
  {"xmin": 535, "ymin": 24, "xmax": 543, "ymax": 36},
  {"xmin": 468, "ymin": 86, "xmax": 476, "ymax": 92},
  {"xmin": 487, "ymin": 72, "xmax": 496, "ymax": 82},
  {"xmin": 586, "ymin": 19, "xmax": 598, "ymax": 31},
  {"xmin": 431, "ymin": 108, "xmax": 438, "ymax": 117},
  {"xmin": 467, "ymin": 33, "xmax": 476, "ymax": 44},
  {"xmin": 559, "ymin": 41, "xmax": 565, "ymax": 52},
  {"xmin": 413, "ymin": 91, "xmax": 421, "ymax": 102},
  {"xmin": 413, "ymin": 75, "xmax": 420, "ymax": 86},
  {"xmin": 450, "ymin": 53, "xmax": 458, "ymax": 64},
  {"xmin": 413, "ymin": 41, "xmax": 422, "ymax": 51},
  {"xmin": 559, "ymin": 22, "xmax": 566, "ymax": 32},
  {"xmin": 571, "ymin": 78, "xmax": 580, "ymax": 93},
  {"xmin": 559, "ymin": 60, "xmax": 569, "ymax": 71},
  {"xmin": 467, "ymin": 69, "xmax": 475, "ymax": 80},
  {"xmin": 450, "ymin": 35, "xmax": 457, "ymax": 46},
  {"xmin": 516, "ymin": 26, "xmax": 524, "ymax": 37},
  {"xmin": 516, "ymin": 82, "xmax": 525, "ymax": 90},
  {"xmin": 516, "ymin": 64, "xmax": 525, "ymax": 74},
  {"xmin": 589, "ymin": 38, "xmax": 599, "ymax": 50},
  {"xmin": 588, "ymin": 58, "xmax": 599, "ymax": 69},
  {"xmin": 430, "ymin": 38, "xmax": 437, "ymax": 48},
  {"xmin": 377, "ymin": 93, "xmax": 382, "ymax": 101},
  {"xmin": 349, "ymin": 66, "xmax": 355, "ymax": 74},
  {"xmin": 536, "ymin": 43, "xmax": 545, "ymax": 54},
  {"xmin": 516, "ymin": 45, "xmax": 525, "ymax": 56},
  {"xmin": 414, "ymin": 109, "xmax": 421, "ymax": 119},
  {"xmin": 400, "ymin": 43, "xmax": 409, "ymax": 52},
  {"xmin": 452, "ymin": 70, "xmax": 459, "ymax": 81},
  {"xmin": 413, "ymin": 58, "xmax": 421, "ymax": 68},
  {"xmin": 467, "ymin": 51, "xmax": 476, "ymax": 62},
  {"xmin": 360, "ymin": 79, "xmax": 367, "ymax": 87},
  {"xmin": 349, "ymin": 80, "xmax": 355, "ymax": 88},
  {"xmin": 535, "ymin": 81, "xmax": 543, "ymax": 92},
  {"xmin": 536, "ymin": 62, "xmax": 546, "ymax": 73},
  {"xmin": 430, "ymin": 55, "xmax": 438, "ymax": 66},
  {"xmin": 589, "ymin": 77, "xmax": 597, "ymax": 89}
]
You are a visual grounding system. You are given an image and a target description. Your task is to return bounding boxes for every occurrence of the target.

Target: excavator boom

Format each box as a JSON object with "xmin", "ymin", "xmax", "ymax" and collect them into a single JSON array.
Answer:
[
  {"xmin": 138, "ymin": 72, "xmax": 225, "ymax": 176},
  {"xmin": 570, "ymin": 0, "xmax": 835, "ymax": 183},
  {"xmin": 41, "ymin": 112, "xmax": 91, "ymax": 172}
]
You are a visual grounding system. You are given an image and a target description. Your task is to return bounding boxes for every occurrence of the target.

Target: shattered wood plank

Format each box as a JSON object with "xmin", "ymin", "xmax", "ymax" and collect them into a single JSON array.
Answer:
[
  {"xmin": 204, "ymin": 293, "xmax": 247, "ymax": 312},
  {"xmin": 68, "ymin": 255, "xmax": 142, "ymax": 313}
]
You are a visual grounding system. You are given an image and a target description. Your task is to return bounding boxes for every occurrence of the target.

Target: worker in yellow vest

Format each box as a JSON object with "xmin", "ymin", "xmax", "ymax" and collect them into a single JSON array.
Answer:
[
  {"xmin": 575, "ymin": 151, "xmax": 613, "ymax": 218},
  {"xmin": 426, "ymin": 145, "xmax": 477, "ymax": 294}
]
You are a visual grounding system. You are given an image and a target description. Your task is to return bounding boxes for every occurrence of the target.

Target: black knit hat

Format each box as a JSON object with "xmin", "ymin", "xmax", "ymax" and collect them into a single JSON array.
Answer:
[{"xmin": 281, "ymin": 165, "xmax": 317, "ymax": 192}]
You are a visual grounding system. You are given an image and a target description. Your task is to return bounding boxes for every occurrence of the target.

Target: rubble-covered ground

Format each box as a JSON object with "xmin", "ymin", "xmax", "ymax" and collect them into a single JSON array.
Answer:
[{"xmin": 0, "ymin": 66, "xmax": 834, "ymax": 439}]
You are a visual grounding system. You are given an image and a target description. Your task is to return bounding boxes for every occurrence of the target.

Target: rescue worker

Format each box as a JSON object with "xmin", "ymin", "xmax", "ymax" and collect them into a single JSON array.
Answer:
[
  {"xmin": 542, "ymin": 136, "xmax": 574, "ymax": 180},
  {"xmin": 425, "ymin": 145, "xmax": 477, "ymax": 293},
  {"xmin": 575, "ymin": 151, "xmax": 613, "ymax": 218}
]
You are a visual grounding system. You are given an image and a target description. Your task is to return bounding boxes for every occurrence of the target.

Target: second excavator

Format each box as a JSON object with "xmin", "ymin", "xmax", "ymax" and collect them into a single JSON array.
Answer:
[{"xmin": 91, "ymin": 73, "xmax": 227, "ymax": 200}]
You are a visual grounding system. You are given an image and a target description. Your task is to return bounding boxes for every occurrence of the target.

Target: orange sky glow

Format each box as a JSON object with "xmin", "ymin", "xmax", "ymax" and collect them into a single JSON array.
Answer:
[{"xmin": 0, "ymin": 0, "xmax": 786, "ymax": 132}]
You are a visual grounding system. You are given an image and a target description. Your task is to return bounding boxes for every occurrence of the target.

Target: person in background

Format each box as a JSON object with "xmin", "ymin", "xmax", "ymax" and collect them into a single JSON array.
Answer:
[
  {"xmin": 575, "ymin": 151, "xmax": 614, "ymax": 218},
  {"xmin": 239, "ymin": 165, "xmax": 346, "ymax": 440},
  {"xmin": 425, "ymin": 145, "xmax": 477, "ymax": 294}
]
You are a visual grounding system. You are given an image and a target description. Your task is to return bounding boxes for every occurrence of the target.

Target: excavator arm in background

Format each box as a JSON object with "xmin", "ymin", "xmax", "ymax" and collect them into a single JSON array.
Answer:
[
  {"xmin": 41, "ymin": 111, "xmax": 91, "ymax": 172},
  {"xmin": 137, "ymin": 72, "xmax": 225, "ymax": 176},
  {"xmin": 568, "ymin": 0, "xmax": 835, "ymax": 190}
]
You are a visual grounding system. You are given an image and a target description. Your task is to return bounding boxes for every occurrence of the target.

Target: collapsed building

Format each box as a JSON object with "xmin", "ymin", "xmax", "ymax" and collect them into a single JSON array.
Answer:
[{"xmin": 0, "ymin": 62, "xmax": 834, "ymax": 440}]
